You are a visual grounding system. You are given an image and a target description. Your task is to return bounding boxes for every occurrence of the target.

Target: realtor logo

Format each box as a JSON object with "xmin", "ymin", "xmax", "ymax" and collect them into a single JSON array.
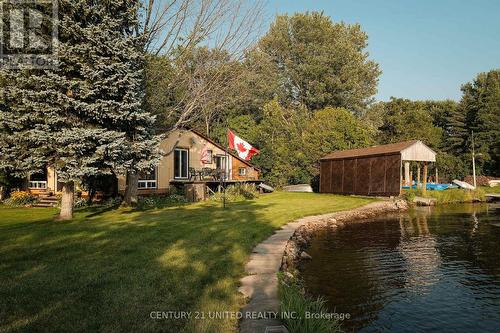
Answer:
[{"xmin": 0, "ymin": 0, "xmax": 58, "ymax": 69}]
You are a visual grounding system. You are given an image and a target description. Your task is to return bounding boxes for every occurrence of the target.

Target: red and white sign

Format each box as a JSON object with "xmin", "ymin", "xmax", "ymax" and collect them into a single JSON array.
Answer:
[
  {"xmin": 227, "ymin": 130, "xmax": 259, "ymax": 160},
  {"xmin": 200, "ymin": 145, "xmax": 211, "ymax": 164}
]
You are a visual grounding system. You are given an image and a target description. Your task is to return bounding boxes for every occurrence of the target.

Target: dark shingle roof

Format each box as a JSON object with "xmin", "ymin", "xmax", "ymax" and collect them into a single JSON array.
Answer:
[{"xmin": 320, "ymin": 140, "xmax": 419, "ymax": 160}]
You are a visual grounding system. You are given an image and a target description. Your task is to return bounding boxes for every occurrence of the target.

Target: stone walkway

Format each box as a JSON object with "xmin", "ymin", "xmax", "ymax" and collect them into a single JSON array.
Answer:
[{"xmin": 238, "ymin": 215, "xmax": 336, "ymax": 333}]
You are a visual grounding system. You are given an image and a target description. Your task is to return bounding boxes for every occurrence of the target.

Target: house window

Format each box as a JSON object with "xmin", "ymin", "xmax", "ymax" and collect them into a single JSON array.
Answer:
[
  {"xmin": 214, "ymin": 155, "xmax": 229, "ymax": 180},
  {"xmin": 206, "ymin": 150, "xmax": 213, "ymax": 164},
  {"xmin": 28, "ymin": 171, "xmax": 47, "ymax": 189},
  {"xmin": 28, "ymin": 180, "xmax": 47, "ymax": 189},
  {"xmin": 214, "ymin": 155, "xmax": 225, "ymax": 169},
  {"xmin": 238, "ymin": 167, "xmax": 247, "ymax": 176},
  {"xmin": 215, "ymin": 155, "xmax": 227, "ymax": 170},
  {"xmin": 138, "ymin": 168, "xmax": 157, "ymax": 189},
  {"xmin": 174, "ymin": 148, "xmax": 189, "ymax": 179}
]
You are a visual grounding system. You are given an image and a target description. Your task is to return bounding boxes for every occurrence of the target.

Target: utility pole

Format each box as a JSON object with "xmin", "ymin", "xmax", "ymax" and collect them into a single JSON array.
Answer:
[{"xmin": 471, "ymin": 130, "xmax": 476, "ymax": 188}]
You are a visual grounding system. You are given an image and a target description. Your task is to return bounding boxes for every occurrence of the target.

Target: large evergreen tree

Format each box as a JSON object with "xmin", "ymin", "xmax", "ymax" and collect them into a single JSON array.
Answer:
[
  {"xmin": 445, "ymin": 104, "xmax": 468, "ymax": 155},
  {"xmin": 0, "ymin": 0, "xmax": 160, "ymax": 218},
  {"xmin": 459, "ymin": 69, "xmax": 500, "ymax": 176}
]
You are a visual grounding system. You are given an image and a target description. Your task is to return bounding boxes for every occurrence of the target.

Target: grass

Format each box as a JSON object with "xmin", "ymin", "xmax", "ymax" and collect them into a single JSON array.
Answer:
[
  {"xmin": 278, "ymin": 273, "xmax": 342, "ymax": 333},
  {"xmin": 0, "ymin": 192, "xmax": 374, "ymax": 333},
  {"xmin": 403, "ymin": 188, "xmax": 486, "ymax": 204},
  {"xmin": 481, "ymin": 185, "xmax": 500, "ymax": 194}
]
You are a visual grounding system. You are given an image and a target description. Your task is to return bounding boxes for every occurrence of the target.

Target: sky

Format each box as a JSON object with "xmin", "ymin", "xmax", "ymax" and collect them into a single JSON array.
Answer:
[{"xmin": 264, "ymin": 0, "xmax": 500, "ymax": 102}]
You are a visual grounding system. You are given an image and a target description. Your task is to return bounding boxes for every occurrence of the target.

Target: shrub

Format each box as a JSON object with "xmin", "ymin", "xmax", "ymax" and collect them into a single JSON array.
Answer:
[
  {"xmin": 424, "ymin": 188, "xmax": 485, "ymax": 204},
  {"xmin": 136, "ymin": 194, "xmax": 187, "ymax": 210},
  {"xmin": 404, "ymin": 189, "xmax": 417, "ymax": 202},
  {"xmin": 73, "ymin": 197, "xmax": 89, "ymax": 209},
  {"xmin": 278, "ymin": 273, "xmax": 343, "ymax": 333},
  {"xmin": 103, "ymin": 197, "xmax": 123, "ymax": 207},
  {"xmin": 4, "ymin": 191, "xmax": 38, "ymax": 207},
  {"xmin": 227, "ymin": 183, "xmax": 259, "ymax": 199},
  {"xmin": 210, "ymin": 183, "xmax": 259, "ymax": 202}
]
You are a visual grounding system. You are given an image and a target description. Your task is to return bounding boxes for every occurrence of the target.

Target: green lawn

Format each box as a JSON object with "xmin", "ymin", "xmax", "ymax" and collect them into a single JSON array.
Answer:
[
  {"xmin": 0, "ymin": 192, "xmax": 374, "ymax": 333},
  {"xmin": 481, "ymin": 185, "xmax": 500, "ymax": 194}
]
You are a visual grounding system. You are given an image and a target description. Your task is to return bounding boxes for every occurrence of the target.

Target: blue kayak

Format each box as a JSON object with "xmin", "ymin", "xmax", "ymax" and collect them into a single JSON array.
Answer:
[{"xmin": 402, "ymin": 183, "xmax": 456, "ymax": 191}]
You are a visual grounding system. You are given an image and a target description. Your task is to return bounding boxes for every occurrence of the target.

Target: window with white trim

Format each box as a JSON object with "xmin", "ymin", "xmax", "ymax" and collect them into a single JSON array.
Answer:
[
  {"xmin": 174, "ymin": 148, "xmax": 189, "ymax": 179},
  {"xmin": 138, "ymin": 168, "xmax": 157, "ymax": 189},
  {"xmin": 28, "ymin": 171, "xmax": 47, "ymax": 189},
  {"xmin": 238, "ymin": 167, "xmax": 247, "ymax": 176},
  {"xmin": 28, "ymin": 180, "xmax": 47, "ymax": 189}
]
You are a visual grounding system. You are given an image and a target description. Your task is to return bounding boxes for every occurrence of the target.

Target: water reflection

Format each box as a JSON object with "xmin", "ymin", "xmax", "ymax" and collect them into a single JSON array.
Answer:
[
  {"xmin": 300, "ymin": 204, "xmax": 500, "ymax": 332},
  {"xmin": 398, "ymin": 211, "xmax": 440, "ymax": 294}
]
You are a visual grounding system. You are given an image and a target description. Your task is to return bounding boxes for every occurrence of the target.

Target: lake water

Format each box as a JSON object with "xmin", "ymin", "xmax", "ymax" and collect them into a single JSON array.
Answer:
[{"xmin": 300, "ymin": 204, "xmax": 500, "ymax": 332}]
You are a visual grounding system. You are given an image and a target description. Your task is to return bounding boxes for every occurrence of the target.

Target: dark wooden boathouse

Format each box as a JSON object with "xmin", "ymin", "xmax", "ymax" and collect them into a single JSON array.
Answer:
[{"xmin": 319, "ymin": 140, "xmax": 436, "ymax": 196}]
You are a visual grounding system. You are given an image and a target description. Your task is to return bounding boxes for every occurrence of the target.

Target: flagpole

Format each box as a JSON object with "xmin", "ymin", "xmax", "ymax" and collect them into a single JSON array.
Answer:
[{"xmin": 223, "ymin": 127, "xmax": 228, "ymax": 209}]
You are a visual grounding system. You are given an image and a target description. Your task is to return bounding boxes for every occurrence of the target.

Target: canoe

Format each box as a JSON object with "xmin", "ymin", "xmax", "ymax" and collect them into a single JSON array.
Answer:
[
  {"xmin": 257, "ymin": 183, "xmax": 275, "ymax": 192},
  {"xmin": 452, "ymin": 179, "xmax": 476, "ymax": 190},
  {"xmin": 282, "ymin": 184, "xmax": 313, "ymax": 192}
]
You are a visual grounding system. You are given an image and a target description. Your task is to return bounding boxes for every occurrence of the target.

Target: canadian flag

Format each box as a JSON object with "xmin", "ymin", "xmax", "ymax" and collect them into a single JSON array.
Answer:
[{"xmin": 227, "ymin": 130, "xmax": 260, "ymax": 160}]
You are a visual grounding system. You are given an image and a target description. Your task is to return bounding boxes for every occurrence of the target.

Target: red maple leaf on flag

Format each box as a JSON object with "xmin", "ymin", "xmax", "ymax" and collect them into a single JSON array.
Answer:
[
  {"xmin": 227, "ymin": 129, "xmax": 260, "ymax": 160},
  {"xmin": 237, "ymin": 142, "xmax": 247, "ymax": 153}
]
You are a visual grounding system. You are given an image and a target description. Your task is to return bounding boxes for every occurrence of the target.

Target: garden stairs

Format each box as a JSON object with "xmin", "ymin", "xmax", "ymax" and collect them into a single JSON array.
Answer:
[{"xmin": 34, "ymin": 192, "xmax": 58, "ymax": 207}]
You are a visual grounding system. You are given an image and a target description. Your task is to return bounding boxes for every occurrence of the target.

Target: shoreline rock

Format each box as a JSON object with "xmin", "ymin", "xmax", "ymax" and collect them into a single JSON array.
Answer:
[{"xmin": 280, "ymin": 200, "xmax": 408, "ymax": 276}]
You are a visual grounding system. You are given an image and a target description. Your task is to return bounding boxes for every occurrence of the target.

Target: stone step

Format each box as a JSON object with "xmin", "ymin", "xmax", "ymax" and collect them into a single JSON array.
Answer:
[
  {"xmin": 34, "ymin": 203, "xmax": 57, "ymax": 207},
  {"xmin": 39, "ymin": 197, "xmax": 58, "ymax": 202},
  {"xmin": 38, "ymin": 201, "xmax": 58, "ymax": 205}
]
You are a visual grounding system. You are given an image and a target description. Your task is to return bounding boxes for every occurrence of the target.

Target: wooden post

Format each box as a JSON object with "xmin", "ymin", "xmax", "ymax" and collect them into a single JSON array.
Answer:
[
  {"xmin": 404, "ymin": 161, "xmax": 410, "ymax": 186},
  {"xmin": 435, "ymin": 167, "xmax": 439, "ymax": 184},
  {"xmin": 423, "ymin": 162, "xmax": 428, "ymax": 194},
  {"xmin": 417, "ymin": 163, "xmax": 421, "ymax": 189}
]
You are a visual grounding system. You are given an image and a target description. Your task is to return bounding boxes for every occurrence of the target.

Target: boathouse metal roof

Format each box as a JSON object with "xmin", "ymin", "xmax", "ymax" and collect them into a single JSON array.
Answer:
[{"xmin": 320, "ymin": 140, "xmax": 436, "ymax": 162}]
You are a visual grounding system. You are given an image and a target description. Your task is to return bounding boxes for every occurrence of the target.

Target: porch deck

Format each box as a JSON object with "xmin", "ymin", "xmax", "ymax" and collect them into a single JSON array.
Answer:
[{"xmin": 170, "ymin": 179, "xmax": 264, "ymax": 185}]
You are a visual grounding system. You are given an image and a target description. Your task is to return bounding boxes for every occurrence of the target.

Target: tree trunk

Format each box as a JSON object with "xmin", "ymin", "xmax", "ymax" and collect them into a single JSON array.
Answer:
[
  {"xmin": 0, "ymin": 186, "xmax": 5, "ymax": 201},
  {"xmin": 87, "ymin": 187, "xmax": 95, "ymax": 205},
  {"xmin": 58, "ymin": 181, "xmax": 74, "ymax": 220},
  {"xmin": 123, "ymin": 170, "xmax": 139, "ymax": 206}
]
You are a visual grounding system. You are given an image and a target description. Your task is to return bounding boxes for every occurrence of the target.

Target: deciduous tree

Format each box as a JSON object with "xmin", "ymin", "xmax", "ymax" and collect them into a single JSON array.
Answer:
[{"xmin": 255, "ymin": 11, "xmax": 381, "ymax": 114}]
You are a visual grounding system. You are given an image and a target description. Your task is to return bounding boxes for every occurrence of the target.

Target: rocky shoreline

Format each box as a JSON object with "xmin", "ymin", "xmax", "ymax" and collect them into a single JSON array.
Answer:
[{"xmin": 280, "ymin": 200, "xmax": 408, "ymax": 275}]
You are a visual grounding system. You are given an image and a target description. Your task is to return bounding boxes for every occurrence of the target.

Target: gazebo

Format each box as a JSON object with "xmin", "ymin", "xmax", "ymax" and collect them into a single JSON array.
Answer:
[{"xmin": 319, "ymin": 140, "xmax": 436, "ymax": 196}]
